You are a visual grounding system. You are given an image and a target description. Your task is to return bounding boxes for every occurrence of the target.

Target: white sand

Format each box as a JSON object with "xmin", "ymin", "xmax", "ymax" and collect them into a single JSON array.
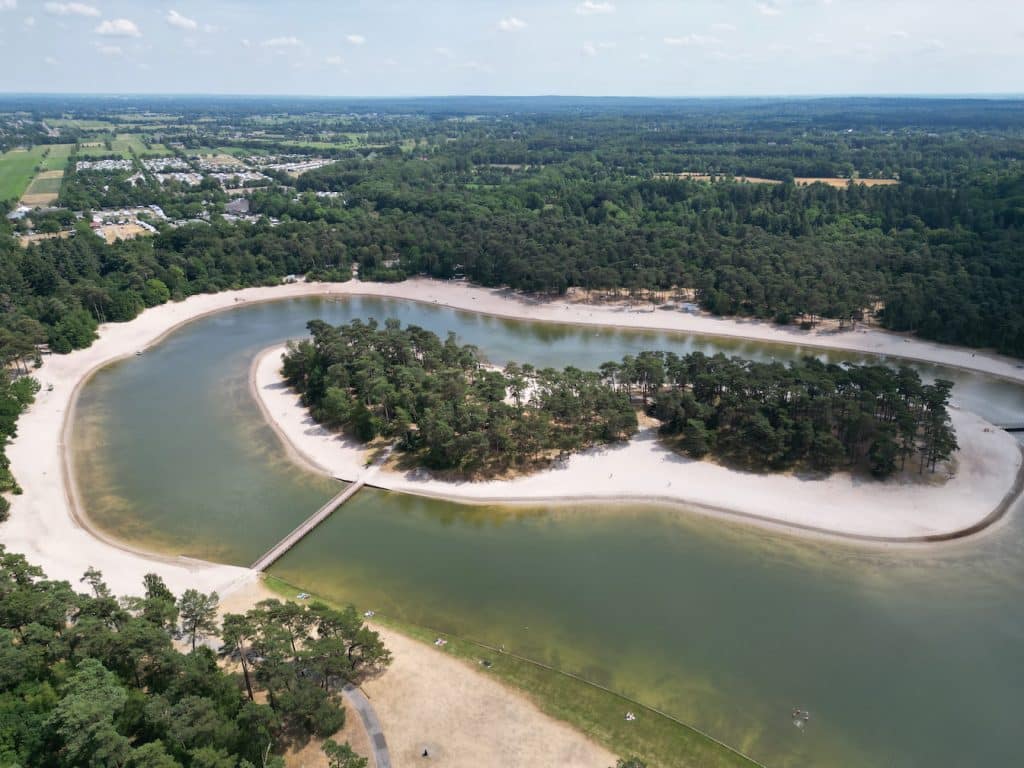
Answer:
[
  {"xmin": 6, "ymin": 275, "xmax": 1024, "ymax": 595},
  {"xmin": 231, "ymin": 579, "xmax": 616, "ymax": 768},
  {"xmin": 255, "ymin": 344, "xmax": 1023, "ymax": 541}
]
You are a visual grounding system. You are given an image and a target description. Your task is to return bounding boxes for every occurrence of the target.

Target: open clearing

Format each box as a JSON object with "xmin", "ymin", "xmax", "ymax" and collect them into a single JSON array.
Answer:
[{"xmin": 656, "ymin": 171, "xmax": 899, "ymax": 187}]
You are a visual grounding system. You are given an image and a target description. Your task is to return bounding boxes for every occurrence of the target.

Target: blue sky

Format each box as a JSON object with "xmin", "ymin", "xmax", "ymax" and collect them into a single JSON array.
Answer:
[{"xmin": 1, "ymin": 0, "xmax": 1022, "ymax": 96}]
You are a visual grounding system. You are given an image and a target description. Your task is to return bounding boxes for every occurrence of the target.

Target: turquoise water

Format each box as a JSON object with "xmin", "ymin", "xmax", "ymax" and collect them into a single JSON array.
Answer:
[{"xmin": 73, "ymin": 296, "xmax": 1024, "ymax": 766}]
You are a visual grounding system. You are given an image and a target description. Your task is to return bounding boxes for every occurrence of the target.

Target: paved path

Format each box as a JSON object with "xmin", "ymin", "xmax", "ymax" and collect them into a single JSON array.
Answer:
[
  {"xmin": 250, "ymin": 480, "xmax": 364, "ymax": 571},
  {"xmin": 342, "ymin": 683, "xmax": 391, "ymax": 768}
]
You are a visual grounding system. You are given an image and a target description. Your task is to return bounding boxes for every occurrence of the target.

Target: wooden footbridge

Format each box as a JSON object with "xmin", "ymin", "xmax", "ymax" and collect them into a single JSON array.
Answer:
[{"xmin": 251, "ymin": 479, "xmax": 366, "ymax": 572}]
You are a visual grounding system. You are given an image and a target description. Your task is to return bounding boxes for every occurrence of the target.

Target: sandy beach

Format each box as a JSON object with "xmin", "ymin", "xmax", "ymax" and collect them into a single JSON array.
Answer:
[
  {"xmin": 7, "ymin": 275, "xmax": 1024, "ymax": 597},
  {"xmin": 254, "ymin": 345, "xmax": 1024, "ymax": 542}
]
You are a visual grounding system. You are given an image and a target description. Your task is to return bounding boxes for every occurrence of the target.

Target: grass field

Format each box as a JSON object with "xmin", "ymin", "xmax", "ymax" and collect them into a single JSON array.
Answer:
[
  {"xmin": 76, "ymin": 134, "xmax": 169, "ymax": 158},
  {"xmin": 0, "ymin": 146, "xmax": 48, "ymax": 201},
  {"xmin": 265, "ymin": 575, "xmax": 760, "ymax": 768},
  {"xmin": 39, "ymin": 144, "xmax": 74, "ymax": 171},
  {"xmin": 48, "ymin": 118, "xmax": 115, "ymax": 130}
]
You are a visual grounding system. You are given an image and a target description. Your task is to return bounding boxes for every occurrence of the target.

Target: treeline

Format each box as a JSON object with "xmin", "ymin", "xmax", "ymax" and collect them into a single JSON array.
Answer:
[
  {"xmin": 0, "ymin": 548, "xmax": 384, "ymax": 767},
  {"xmin": 0, "ymin": 372, "xmax": 39, "ymax": 519},
  {"xmin": 281, "ymin": 319, "xmax": 637, "ymax": 474}
]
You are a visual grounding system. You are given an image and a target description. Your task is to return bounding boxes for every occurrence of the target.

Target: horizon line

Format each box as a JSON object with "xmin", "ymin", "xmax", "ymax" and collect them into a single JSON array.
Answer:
[{"xmin": 2, "ymin": 92, "xmax": 1024, "ymax": 101}]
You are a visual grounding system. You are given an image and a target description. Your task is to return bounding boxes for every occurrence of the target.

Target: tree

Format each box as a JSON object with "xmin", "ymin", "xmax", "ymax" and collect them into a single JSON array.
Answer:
[
  {"xmin": 47, "ymin": 658, "xmax": 131, "ymax": 768},
  {"xmin": 323, "ymin": 739, "xmax": 368, "ymax": 768},
  {"xmin": 178, "ymin": 589, "xmax": 219, "ymax": 651},
  {"xmin": 680, "ymin": 418, "xmax": 711, "ymax": 458},
  {"xmin": 221, "ymin": 613, "xmax": 257, "ymax": 701}
]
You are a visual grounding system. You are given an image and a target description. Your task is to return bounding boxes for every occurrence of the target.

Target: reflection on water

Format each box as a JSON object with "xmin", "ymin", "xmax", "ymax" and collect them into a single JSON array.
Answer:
[{"xmin": 74, "ymin": 296, "xmax": 1024, "ymax": 766}]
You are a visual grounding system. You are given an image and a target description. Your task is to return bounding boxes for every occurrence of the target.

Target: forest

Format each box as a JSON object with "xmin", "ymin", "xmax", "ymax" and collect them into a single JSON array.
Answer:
[
  {"xmin": 0, "ymin": 547, "xmax": 385, "ymax": 767},
  {"xmin": 281, "ymin": 318, "xmax": 638, "ymax": 475},
  {"xmin": 283, "ymin": 320, "xmax": 957, "ymax": 479}
]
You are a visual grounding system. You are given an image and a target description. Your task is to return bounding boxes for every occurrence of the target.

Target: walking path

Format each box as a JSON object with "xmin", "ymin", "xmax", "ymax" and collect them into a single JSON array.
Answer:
[{"xmin": 343, "ymin": 683, "xmax": 391, "ymax": 768}]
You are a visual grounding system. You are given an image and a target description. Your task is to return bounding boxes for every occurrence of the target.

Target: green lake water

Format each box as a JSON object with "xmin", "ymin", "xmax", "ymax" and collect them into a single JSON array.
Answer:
[{"xmin": 73, "ymin": 296, "xmax": 1024, "ymax": 767}]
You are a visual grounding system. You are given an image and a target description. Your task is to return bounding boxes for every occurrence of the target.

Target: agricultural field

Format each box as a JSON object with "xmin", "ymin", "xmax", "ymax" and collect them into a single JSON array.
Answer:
[
  {"xmin": 11, "ymin": 143, "xmax": 74, "ymax": 205},
  {"xmin": 76, "ymin": 134, "xmax": 169, "ymax": 158},
  {"xmin": 48, "ymin": 118, "xmax": 115, "ymax": 130},
  {"xmin": 39, "ymin": 143, "xmax": 74, "ymax": 170},
  {"xmin": 0, "ymin": 148, "xmax": 44, "ymax": 201}
]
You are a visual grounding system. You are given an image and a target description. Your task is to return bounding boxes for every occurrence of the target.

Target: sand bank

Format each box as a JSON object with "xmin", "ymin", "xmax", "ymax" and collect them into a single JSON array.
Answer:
[{"xmin": 255, "ymin": 344, "xmax": 1023, "ymax": 542}]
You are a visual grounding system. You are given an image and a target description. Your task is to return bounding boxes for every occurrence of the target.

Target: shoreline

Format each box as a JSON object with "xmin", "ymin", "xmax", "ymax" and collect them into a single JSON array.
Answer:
[
  {"xmin": 6, "ymin": 276, "xmax": 1024, "ymax": 595},
  {"xmin": 6, "ymin": 275, "xmax": 1024, "ymax": 599},
  {"xmin": 253, "ymin": 345, "xmax": 1024, "ymax": 544}
]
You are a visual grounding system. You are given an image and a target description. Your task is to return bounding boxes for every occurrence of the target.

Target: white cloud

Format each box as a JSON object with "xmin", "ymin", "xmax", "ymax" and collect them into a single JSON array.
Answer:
[
  {"xmin": 44, "ymin": 2, "xmax": 99, "ymax": 16},
  {"xmin": 923, "ymin": 38, "xmax": 945, "ymax": 50},
  {"xmin": 757, "ymin": 3, "xmax": 781, "ymax": 16},
  {"xmin": 576, "ymin": 1, "xmax": 614, "ymax": 15},
  {"xmin": 582, "ymin": 40, "xmax": 616, "ymax": 55},
  {"xmin": 0, "ymin": 0, "xmax": 16, "ymax": 10},
  {"xmin": 44, "ymin": 55, "xmax": 58, "ymax": 65},
  {"xmin": 241, "ymin": 38, "xmax": 251, "ymax": 47},
  {"xmin": 664, "ymin": 34, "xmax": 720, "ymax": 47},
  {"xmin": 887, "ymin": 29, "xmax": 910, "ymax": 39},
  {"xmin": 498, "ymin": 16, "xmax": 526, "ymax": 31},
  {"xmin": 96, "ymin": 18, "xmax": 141, "ymax": 37},
  {"xmin": 166, "ymin": 10, "xmax": 197, "ymax": 31},
  {"xmin": 434, "ymin": 46, "xmax": 454, "ymax": 58},
  {"xmin": 261, "ymin": 36, "xmax": 302, "ymax": 48},
  {"xmin": 24, "ymin": 15, "xmax": 34, "ymax": 26},
  {"xmin": 325, "ymin": 54, "xmax": 343, "ymax": 65},
  {"xmin": 345, "ymin": 34, "xmax": 365, "ymax": 45},
  {"xmin": 95, "ymin": 43, "xmax": 123, "ymax": 56},
  {"xmin": 712, "ymin": 23, "xmax": 736, "ymax": 33}
]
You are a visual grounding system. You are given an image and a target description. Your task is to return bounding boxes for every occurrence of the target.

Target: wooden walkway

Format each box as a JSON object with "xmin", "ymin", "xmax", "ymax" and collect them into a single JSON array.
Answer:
[{"xmin": 251, "ymin": 480, "xmax": 365, "ymax": 571}]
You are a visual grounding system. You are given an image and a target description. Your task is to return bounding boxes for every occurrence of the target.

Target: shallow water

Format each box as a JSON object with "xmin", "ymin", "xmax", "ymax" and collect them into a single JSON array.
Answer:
[{"xmin": 74, "ymin": 296, "xmax": 1024, "ymax": 766}]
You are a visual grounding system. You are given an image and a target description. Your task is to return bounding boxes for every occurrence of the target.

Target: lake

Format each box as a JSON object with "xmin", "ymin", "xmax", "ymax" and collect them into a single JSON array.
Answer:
[{"xmin": 73, "ymin": 296, "xmax": 1024, "ymax": 766}]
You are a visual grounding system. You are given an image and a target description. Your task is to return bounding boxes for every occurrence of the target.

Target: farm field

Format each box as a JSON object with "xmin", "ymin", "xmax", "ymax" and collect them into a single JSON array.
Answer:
[
  {"xmin": 13, "ymin": 144, "xmax": 74, "ymax": 205},
  {"xmin": 48, "ymin": 118, "xmax": 115, "ymax": 130},
  {"xmin": 76, "ymin": 134, "xmax": 169, "ymax": 158},
  {"xmin": 0, "ymin": 146, "xmax": 49, "ymax": 201}
]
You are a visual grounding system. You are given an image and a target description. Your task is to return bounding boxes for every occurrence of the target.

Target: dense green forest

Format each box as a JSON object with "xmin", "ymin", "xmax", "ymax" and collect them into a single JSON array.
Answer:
[
  {"xmin": 638, "ymin": 352, "xmax": 958, "ymax": 477},
  {"xmin": 0, "ymin": 548, "xmax": 384, "ymax": 767},
  {"xmin": 284, "ymin": 320, "xmax": 956, "ymax": 479},
  {"xmin": 282, "ymin": 319, "xmax": 637, "ymax": 474}
]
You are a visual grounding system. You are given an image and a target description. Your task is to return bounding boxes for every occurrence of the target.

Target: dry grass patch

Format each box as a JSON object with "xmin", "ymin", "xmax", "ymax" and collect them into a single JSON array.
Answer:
[
  {"xmin": 98, "ymin": 222, "xmax": 150, "ymax": 243},
  {"xmin": 795, "ymin": 177, "xmax": 899, "ymax": 187}
]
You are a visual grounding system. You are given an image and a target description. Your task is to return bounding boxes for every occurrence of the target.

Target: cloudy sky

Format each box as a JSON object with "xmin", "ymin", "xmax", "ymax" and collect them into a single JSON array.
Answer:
[{"xmin": 1, "ymin": 0, "xmax": 1022, "ymax": 96}]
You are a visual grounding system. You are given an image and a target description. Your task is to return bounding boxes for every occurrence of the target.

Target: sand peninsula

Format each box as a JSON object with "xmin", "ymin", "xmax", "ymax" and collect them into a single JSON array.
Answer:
[{"xmin": 254, "ymin": 345, "xmax": 1023, "ymax": 542}]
